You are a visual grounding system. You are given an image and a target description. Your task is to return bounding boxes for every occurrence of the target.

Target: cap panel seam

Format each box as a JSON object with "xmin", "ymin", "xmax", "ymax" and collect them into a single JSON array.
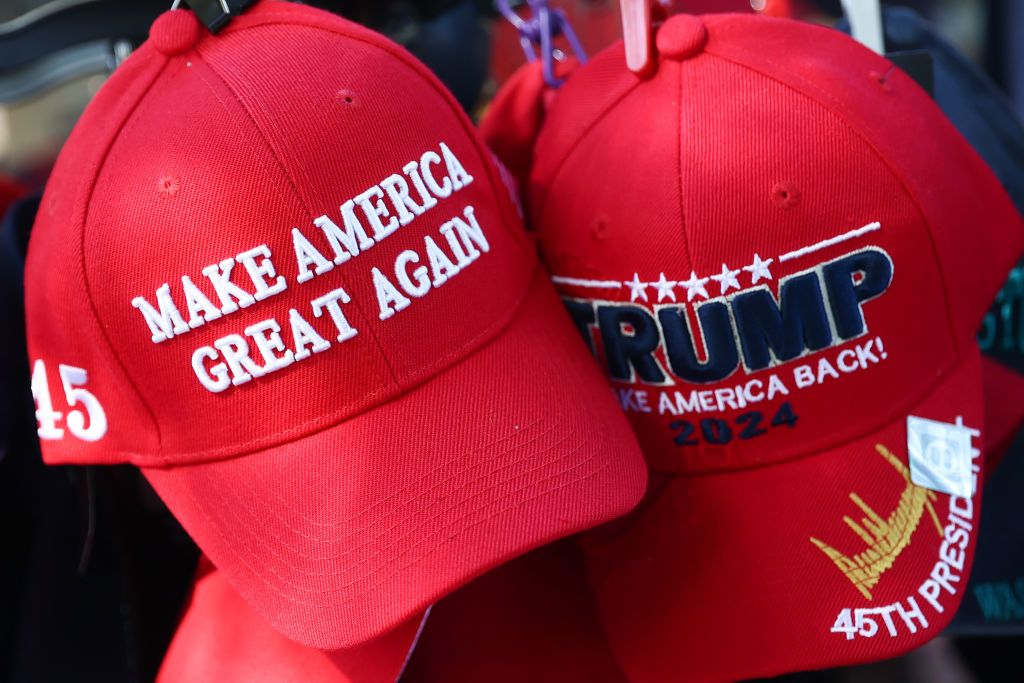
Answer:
[
  {"xmin": 532, "ymin": 77, "xmax": 645, "ymax": 221},
  {"xmin": 676, "ymin": 60, "xmax": 695, "ymax": 271},
  {"xmin": 192, "ymin": 47, "xmax": 402, "ymax": 387},
  {"xmin": 78, "ymin": 51, "xmax": 170, "ymax": 455},
  {"xmin": 703, "ymin": 48, "xmax": 961, "ymax": 353}
]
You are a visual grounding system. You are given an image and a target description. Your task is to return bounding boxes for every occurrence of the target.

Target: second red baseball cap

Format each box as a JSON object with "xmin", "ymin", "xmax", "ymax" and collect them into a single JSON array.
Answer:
[
  {"xmin": 523, "ymin": 12, "xmax": 1023, "ymax": 681},
  {"xmin": 25, "ymin": 1, "xmax": 646, "ymax": 650},
  {"xmin": 158, "ymin": 557, "xmax": 425, "ymax": 683},
  {"xmin": 402, "ymin": 540, "xmax": 626, "ymax": 683}
]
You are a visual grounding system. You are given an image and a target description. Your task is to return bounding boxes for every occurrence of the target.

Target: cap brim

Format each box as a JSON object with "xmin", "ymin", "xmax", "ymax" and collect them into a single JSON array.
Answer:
[
  {"xmin": 157, "ymin": 558, "xmax": 425, "ymax": 683},
  {"xmin": 143, "ymin": 268, "xmax": 646, "ymax": 649},
  {"xmin": 403, "ymin": 540, "xmax": 626, "ymax": 682},
  {"xmin": 582, "ymin": 350, "xmax": 986, "ymax": 681},
  {"xmin": 980, "ymin": 357, "xmax": 1024, "ymax": 473}
]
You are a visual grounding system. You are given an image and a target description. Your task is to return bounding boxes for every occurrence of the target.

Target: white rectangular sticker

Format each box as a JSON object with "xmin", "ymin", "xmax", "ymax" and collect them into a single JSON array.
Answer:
[{"xmin": 906, "ymin": 416, "xmax": 977, "ymax": 498}]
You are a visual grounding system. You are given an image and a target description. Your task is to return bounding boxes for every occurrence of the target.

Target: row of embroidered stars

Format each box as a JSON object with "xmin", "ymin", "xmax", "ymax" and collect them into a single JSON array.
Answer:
[{"xmin": 624, "ymin": 254, "xmax": 775, "ymax": 302}]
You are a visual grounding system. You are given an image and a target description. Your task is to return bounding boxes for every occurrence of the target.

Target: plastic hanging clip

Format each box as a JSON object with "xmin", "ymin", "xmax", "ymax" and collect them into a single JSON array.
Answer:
[
  {"xmin": 620, "ymin": 0, "xmax": 654, "ymax": 75},
  {"xmin": 495, "ymin": 0, "xmax": 587, "ymax": 88},
  {"xmin": 170, "ymin": 0, "xmax": 259, "ymax": 34},
  {"xmin": 839, "ymin": 0, "xmax": 885, "ymax": 55}
]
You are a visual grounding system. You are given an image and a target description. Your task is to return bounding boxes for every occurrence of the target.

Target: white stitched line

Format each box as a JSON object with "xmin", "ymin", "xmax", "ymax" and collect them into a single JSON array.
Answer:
[
  {"xmin": 551, "ymin": 221, "xmax": 881, "ymax": 289},
  {"xmin": 778, "ymin": 221, "xmax": 882, "ymax": 263},
  {"xmin": 550, "ymin": 276, "xmax": 624, "ymax": 289}
]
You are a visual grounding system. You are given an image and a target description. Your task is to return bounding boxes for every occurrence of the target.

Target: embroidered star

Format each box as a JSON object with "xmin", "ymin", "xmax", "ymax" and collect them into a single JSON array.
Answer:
[
  {"xmin": 651, "ymin": 272, "xmax": 678, "ymax": 302},
  {"xmin": 742, "ymin": 253, "xmax": 774, "ymax": 284},
  {"xmin": 624, "ymin": 272, "xmax": 649, "ymax": 302},
  {"xmin": 710, "ymin": 263, "xmax": 742, "ymax": 295},
  {"xmin": 679, "ymin": 271, "xmax": 710, "ymax": 302}
]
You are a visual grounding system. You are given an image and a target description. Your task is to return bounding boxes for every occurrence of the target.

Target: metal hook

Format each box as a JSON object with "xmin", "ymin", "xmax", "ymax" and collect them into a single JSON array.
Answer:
[
  {"xmin": 168, "ymin": 0, "xmax": 246, "ymax": 33},
  {"xmin": 170, "ymin": 0, "xmax": 232, "ymax": 16}
]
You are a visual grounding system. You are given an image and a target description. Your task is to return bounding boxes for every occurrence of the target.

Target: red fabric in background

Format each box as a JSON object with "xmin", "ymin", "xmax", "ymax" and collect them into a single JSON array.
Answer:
[
  {"xmin": 157, "ymin": 558, "xmax": 424, "ymax": 683},
  {"xmin": 402, "ymin": 540, "xmax": 626, "ymax": 683},
  {"xmin": 480, "ymin": 59, "xmax": 576, "ymax": 193},
  {"xmin": 0, "ymin": 176, "xmax": 26, "ymax": 216}
]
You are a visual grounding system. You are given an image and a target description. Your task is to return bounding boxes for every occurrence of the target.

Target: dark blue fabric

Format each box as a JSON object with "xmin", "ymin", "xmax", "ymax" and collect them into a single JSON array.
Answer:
[
  {"xmin": 732, "ymin": 273, "xmax": 833, "ymax": 370},
  {"xmin": 658, "ymin": 303, "xmax": 740, "ymax": 384},
  {"xmin": 598, "ymin": 305, "xmax": 667, "ymax": 384}
]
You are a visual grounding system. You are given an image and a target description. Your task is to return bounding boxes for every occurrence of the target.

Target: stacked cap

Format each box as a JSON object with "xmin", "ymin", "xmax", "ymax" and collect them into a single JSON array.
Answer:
[
  {"xmin": 518, "ymin": 12, "xmax": 1023, "ymax": 681},
  {"xmin": 157, "ymin": 558, "xmax": 426, "ymax": 683},
  {"xmin": 25, "ymin": 0, "xmax": 646, "ymax": 655},
  {"xmin": 402, "ymin": 540, "xmax": 626, "ymax": 683}
]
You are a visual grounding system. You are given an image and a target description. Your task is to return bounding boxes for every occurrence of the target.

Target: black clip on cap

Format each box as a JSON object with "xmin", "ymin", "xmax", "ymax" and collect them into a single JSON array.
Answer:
[{"xmin": 172, "ymin": 0, "xmax": 260, "ymax": 34}]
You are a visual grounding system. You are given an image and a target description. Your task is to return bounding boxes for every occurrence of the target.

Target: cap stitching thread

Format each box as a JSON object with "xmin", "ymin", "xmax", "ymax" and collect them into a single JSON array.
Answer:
[
  {"xmin": 192, "ymin": 461, "xmax": 608, "ymax": 649},
  {"xmin": 200, "ymin": 425, "xmax": 580, "ymax": 570},
  {"xmin": 200, "ymin": 446, "xmax": 595, "ymax": 597},
  {"xmin": 230, "ymin": 417, "xmax": 551, "ymax": 531},
  {"xmin": 675, "ymin": 60, "xmax": 696, "ymax": 275},
  {"xmin": 78, "ymin": 51, "xmax": 172, "ymax": 455},
  {"xmin": 223, "ymin": 422, "xmax": 569, "ymax": 553},
  {"xmin": 172, "ymin": 439, "xmax": 603, "ymax": 607},
  {"xmin": 186, "ymin": 450, "xmax": 603, "ymax": 604}
]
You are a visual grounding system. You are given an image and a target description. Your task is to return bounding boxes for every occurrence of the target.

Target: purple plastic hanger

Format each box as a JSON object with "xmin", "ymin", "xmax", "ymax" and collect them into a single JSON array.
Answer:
[{"xmin": 494, "ymin": 0, "xmax": 587, "ymax": 88}]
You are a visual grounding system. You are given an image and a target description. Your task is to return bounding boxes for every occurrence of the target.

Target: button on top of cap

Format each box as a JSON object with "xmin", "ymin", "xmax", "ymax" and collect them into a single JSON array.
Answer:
[
  {"xmin": 150, "ymin": 9, "xmax": 202, "ymax": 56},
  {"xmin": 656, "ymin": 14, "xmax": 708, "ymax": 61}
]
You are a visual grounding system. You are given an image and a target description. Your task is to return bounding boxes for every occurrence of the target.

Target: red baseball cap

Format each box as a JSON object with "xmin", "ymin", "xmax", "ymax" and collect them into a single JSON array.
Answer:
[
  {"xmin": 25, "ymin": 1, "xmax": 646, "ymax": 649},
  {"xmin": 158, "ymin": 557, "xmax": 425, "ymax": 683},
  {"xmin": 523, "ymin": 13, "xmax": 1024, "ymax": 680}
]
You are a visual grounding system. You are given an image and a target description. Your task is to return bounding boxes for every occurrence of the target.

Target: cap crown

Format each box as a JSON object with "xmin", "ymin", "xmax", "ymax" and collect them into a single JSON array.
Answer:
[
  {"xmin": 529, "ymin": 14, "xmax": 1022, "ymax": 473},
  {"xmin": 27, "ymin": 3, "xmax": 530, "ymax": 466}
]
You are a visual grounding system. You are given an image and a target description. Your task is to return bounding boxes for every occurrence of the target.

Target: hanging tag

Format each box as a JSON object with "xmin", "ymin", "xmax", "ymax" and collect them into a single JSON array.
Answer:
[
  {"xmin": 174, "ymin": 0, "xmax": 259, "ymax": 34},
  {"xmin": 888, "ymin": 49, "xmax": 935, "ymax": 97},
  {"xmin": 621, "ymin": 0, "xmax": 654, "ymax": 75}
]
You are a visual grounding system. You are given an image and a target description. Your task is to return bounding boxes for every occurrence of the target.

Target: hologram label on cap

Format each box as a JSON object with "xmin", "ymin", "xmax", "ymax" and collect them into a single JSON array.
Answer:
[{"xmin": 906, "ymin": 415, "xmax": 978, "ymax": 499}]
